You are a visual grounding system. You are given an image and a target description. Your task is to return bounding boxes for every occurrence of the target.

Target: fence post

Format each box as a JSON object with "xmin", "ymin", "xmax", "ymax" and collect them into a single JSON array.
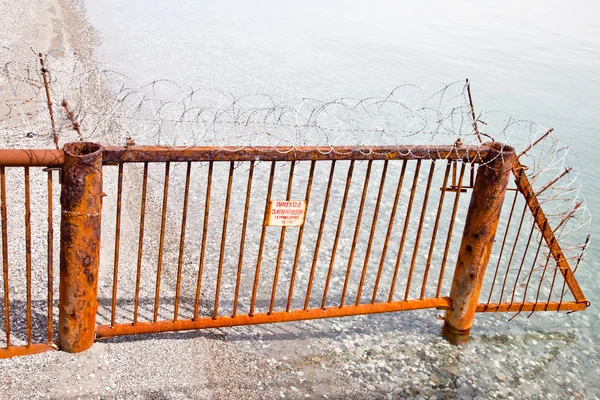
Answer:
[
  {"xmin": 58, "ymin": 142, "xmax": 104, "ymax": 353},
  {"xmin": 442, "ymin": 142, "xmax": 515, "ymax": 345}
]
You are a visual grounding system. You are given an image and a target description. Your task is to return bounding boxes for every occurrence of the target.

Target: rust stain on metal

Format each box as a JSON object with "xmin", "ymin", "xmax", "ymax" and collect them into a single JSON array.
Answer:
[
  {"xmin": 58, "ymin": 142, "xmax": 103, "ymax": 353},
  {"xmin": 102, "ymin": 145, "xmax": 490, "ymax": 164},
  {"xmin": 443, "ymin": 143, "xmax": 516, "ymax": 345}
]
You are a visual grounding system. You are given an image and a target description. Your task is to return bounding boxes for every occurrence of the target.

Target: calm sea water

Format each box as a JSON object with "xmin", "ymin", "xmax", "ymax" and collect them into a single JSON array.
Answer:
[{"xmin": 84, "ymin": 0, "xmax": 599, "ymax": 326}]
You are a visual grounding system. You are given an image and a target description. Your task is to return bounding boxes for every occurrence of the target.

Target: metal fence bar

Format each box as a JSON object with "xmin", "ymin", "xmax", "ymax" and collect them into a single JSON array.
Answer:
[
  {"xmin": 304, "ymin": 161, "xmax": 335, "ymax": 311},
  {"xmin": 232, "ymin": 161, "xmax": 254, "ymax": 317},
  {"xmin": 213, "ymin": 161, "xmax": 234, "ymax": 319},
  {"xmin": 355, "ymin": 160, "xmax": 388, "ymax": 306},
  {"xmin": 510, "ymin": 235, "xmax": 544, "ymax": 319},
  {"xmin": 0, "ymin": 149, "xmax": 64, "ymax": 167},
  {"xmin": 193, "ymin": 161, "xmax": 213, "ymax": 320},
  {"xmin": 340, "ymin": 160, "xmax": 372, "ymax": 307},
  {"xmin": 477, "ymin": 301, "xmax": 585, "ymax": 313},
  {"xmin": 372, "ymin": 160, "xmax": 407, "ymax": 304},
  {"xmin": 509, "ymin": 211, "xmax": 539, "ymax": 307},
  {"xmin": 174, "ymin": 162, "xmax": 192, "ymax": 321},
  {"xmin": 249, "ymin": 162, "xmax": 276, "ymax": 316},
  {"xmin": 97, "ymin": 297, "xmax": 451, "ymax": 339},
  {"xmin": 1, "ymin": 167, "xmax": 9, "ymax": 349},
  {"xmin": 110, "ymin": 163, "xmax": 123, "ymax": 327},
  {"xmin": 287, "ymin": 160, "xmax": 316, "ymax": 312},
  {"xmin": 484, "ymin": 190, "xmax": 519, "ymax": 307},
  {"xmin": 102, "ymin": 145, "xmax": 490, "ymax": 164},
  {"xmin": 322, "ymin": 160, "xmax": 355, "ymax": 308},
  {"xmin": 153, "ymin": 162, "xmax": 170, "ymax": 323},
  {"xmin": 133, "ymin": 162, "xmax": 148, "ymax": 325},
  {"xmin": 24, "ymin": 167, "xmax": 32, "ymax": 346},
  {"xmin": 498, "ymin": 204, "xmax": 527, "ymax": 304},
  {"xmin": 46, "ymin": 170, "xmax": 54, "ymax": 344},
  {"xmin": 404, "ymin": 161, "xmax": 435, "ymax": 301},
  {"xmin": 388, "ymin": 160, "xmax": 421, "ymax": 302},
  {"xmin": 270, "ymin": 161, "xmax": 295, "ymax": 314},
  {"xmin": 420, "ymin": 161, "xmax": 451, "ymax": 299},
  {"xmin": 435, "ymin": 162, "xmax": 466, "ymax": 298}
]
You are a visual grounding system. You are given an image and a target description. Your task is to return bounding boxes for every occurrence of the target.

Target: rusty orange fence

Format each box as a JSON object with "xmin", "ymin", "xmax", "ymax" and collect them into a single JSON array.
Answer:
[{"xmin": 0, "ymin": 142, "xmax": 588, "ymax": 357}]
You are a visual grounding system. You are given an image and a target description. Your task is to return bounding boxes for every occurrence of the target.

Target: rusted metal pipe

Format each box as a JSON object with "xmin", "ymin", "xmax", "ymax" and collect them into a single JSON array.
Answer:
[
  {"xmin": 102, "ymin": 145, "xmax": 490, "ymax": 164},
  {"xmin": 442, "ymin": 143, "xmax": 515, "ymax": 345},
  {"xmin": 58, "ymin": 142, "xmax": 103, "ymax": 353},
  {"xmin": 0, "ymin": 149, "xmax": 64, "ymax": 167},
  {"xmin": 97, "ymin": 297, "xmax": 451, "ymax": 339}
]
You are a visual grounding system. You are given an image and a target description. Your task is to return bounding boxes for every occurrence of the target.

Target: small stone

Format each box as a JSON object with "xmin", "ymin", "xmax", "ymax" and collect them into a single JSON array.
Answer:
[
  {"xmin": 312, "ymin": 356, "xmax": 321, "ymax": 362},
  {"xmin": 89, "ymin": 373, "xmax": 95, "ymax": 378},
  {"xmin": 366, "ymin": 385, "xmax": 376, "ymax": 391},
  {"xmin": 496, "ymin": 373, "xmax": 506, "ymax": 381}
]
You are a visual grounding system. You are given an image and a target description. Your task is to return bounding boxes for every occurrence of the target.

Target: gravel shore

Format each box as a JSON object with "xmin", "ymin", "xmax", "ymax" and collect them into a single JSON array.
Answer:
[{"xmin": 0, "ymin": 1, "xmax": 599, "ymax": 400}]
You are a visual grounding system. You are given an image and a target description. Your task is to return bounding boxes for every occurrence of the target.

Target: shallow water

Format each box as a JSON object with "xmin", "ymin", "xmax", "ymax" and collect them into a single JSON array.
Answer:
[{"xmin": 83, "ymin": 0, "xmax": 600, "ymax": 393}]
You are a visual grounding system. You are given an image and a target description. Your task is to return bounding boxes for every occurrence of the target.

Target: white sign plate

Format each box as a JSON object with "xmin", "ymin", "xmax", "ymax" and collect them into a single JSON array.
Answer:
[{"xmin": 267, "ymin": 200, "xmax": 307, "ymax": 227}]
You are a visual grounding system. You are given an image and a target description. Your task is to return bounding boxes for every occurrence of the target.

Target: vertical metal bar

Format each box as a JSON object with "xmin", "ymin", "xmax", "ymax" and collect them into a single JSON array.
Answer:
[
  {"xmin": 24, "ymin": 167, "xmax": 32, "ymax": 346},
  {"xmin": 452, "ymin": 161, "xmax": 457, "ymax": 187},
  {"xmin": 304, "ymin": 161, "xmax": 335, "ymax": 311},
  {"xmin": 435, "ymin": 162, "xmax": 466, "ymax": 298},
  {"xmin": 355, "ymin": 160, "xmax": 388, "ymax": 306},
  {"xmin": 388, "ymin": 160, "xmax": 421, "ymax": 303},
  {"xmin": 498, "ymin": 205, "xmax": 528, "ymax": 304},
  {"xmin": 194, "ymin": 161, "xmax": 213, "ymax": 320},
  {"xmin": 46, "ymin": 170, "xmax": 54, "ymax": 344},
  {"xmin": 510, "ymin": 234, "xmax": 544, "ymax": 319},
  {"xmin": 557, "ymin": 235, "xmax": 589, "ymax": 311},
  {"xmin": 214, "ymin": 161, "xmax": 234, "ymax": 319},
  {"xmin": 233, "ymin": 161, "xmax": 254, "ymax": 317},
  {"xmin": 287, "ymin": 160, "xmax": 315, "ymax": 312},
  {"xmin": 133, "ymin": 162, "xmax": 148, "ymax": 325},
  {"xmin": 0, "ymin": 167, "xmax": 8, "ymax": 348},
  {"xmin": 153, "ymin": 162, "xmax": 170, "ymax": 323},
  {"xmin": 340, "ymin": 160, "xmax": 372, "ymax": 307},
  {"xmin": 404, "ymin": 161, "xmax": 435, "ymax": 301},
  {"xmin": 485, "ymin": 190, "xmax": 519, "ymax": 306},
  {"xmin": 509, "ymin": 209, "xmax": 539, "ymax": 306},
  {"xmin": 249, "ymin": 162, "xmax": 276, "ymax": 316},
  {"xmin": 372, "ymin": 160, "xmax": 407, "ymax": 304},
  {"xmin": 546, "ymin": 264, "xmax": 559, "ymax": 310},
  {"xmin": 529, "ymin": 249, "xmax": 552, "ymax": 317},
  {"xmin": 470, "ymin": 163, "xmax": 475, "ymax": 187},
  {"xmin": 321, "ymin": 160, "xmax": 355, "ymax": 309},
  {"xmin": 174, "ymin": 162, "xmax": 192, "ymax": 321},
  {"xmin": 110, "ymin": 163, "xmax": 123, "ymax": 327},
  {"xmin": 269, "ymin": 162, "xmax": 296, "ymax": 314},
  {"xmin": 420, "ymin": 161, "xmax": 451, "ymax": 299}
]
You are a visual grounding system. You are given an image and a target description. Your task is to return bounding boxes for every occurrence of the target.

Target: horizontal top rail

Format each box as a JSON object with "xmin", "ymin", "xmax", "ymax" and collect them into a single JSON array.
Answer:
[
  {"xmin": 0, "ymin": 143, "xmax": 504, "ymax": 166},
  {"xmin": 102, "ymin": 145, "xmax": 491, "ymax": 164},
  {"xmin": 0, "ymin": 149, "xmax": 64, "ymax": 167}
]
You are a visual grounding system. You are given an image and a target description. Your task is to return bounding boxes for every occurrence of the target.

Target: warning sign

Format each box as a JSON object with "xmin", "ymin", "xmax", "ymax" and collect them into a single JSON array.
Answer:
[{"xmin": 267, "ymin": 200, "xmax": 307, "ymax": 227}]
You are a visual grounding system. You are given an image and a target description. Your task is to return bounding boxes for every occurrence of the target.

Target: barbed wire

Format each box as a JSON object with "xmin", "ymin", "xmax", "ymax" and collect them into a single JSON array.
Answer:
[{"xmin": 0, "ymin": 49, "xmax": 591, "ymax": 310}]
